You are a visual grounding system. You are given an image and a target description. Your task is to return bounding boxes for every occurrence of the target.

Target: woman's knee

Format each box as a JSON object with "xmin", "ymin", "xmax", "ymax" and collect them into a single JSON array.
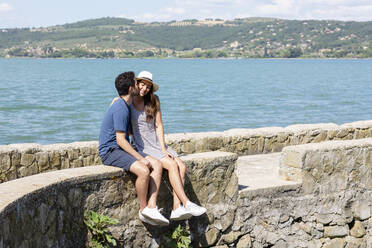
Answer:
[
  {"xmin": 178, "ymin": 161, "xmax": 186, "ymax": 175},
  {"xmin": 167, "ymin": 160, "xmax": 179, "ymax": 171},
  {"xmin": 152, "ymin": 160, "xmax": 163, "ymax": 173}
]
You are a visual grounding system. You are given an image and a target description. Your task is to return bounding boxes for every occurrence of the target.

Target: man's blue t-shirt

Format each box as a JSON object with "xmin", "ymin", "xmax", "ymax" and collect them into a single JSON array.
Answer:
[{"xmin": 99, "ymin": 99, "xmax": 130, "ymax": 157}]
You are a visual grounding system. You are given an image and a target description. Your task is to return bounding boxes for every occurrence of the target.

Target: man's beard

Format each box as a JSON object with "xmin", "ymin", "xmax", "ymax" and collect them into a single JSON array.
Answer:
[{"xmin": 131, "ymin": 87, "xmax": 140, "ymax": 96}]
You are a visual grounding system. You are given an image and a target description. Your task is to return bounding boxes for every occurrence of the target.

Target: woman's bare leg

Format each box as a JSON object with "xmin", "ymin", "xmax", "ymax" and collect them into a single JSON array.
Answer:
[
  {"xmin": 172, "ymin": 158, "xmax": 187, "ymax": 210},
  {"xmin": 160, "ymin": 157, "xmax": 189, "ymax": 206}
]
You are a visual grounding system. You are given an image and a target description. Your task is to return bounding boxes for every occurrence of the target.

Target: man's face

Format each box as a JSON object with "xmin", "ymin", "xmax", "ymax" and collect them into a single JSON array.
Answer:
[{"xmin": 130, "ymin": 79, "xmax": 140, "ymax": 96}]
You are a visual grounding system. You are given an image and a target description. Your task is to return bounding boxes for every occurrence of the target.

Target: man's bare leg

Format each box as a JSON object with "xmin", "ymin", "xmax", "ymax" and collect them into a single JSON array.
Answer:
[
  {"xmin": 129, "ymin": 161, "xmax": 150, "ymax": 211},
  {"xmin": 145, "ymin": 156, "xmax": 163, "ymax": 209}
]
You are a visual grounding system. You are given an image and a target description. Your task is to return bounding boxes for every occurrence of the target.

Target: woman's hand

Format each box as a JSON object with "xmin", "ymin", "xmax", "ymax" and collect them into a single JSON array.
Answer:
[
  {"xmin": 162, "ymin": 149, "xmax": 174, "ymax": 159},
  {"xmin": 110, "ymin": 97, "xmax": 120, "ymax": 106}
]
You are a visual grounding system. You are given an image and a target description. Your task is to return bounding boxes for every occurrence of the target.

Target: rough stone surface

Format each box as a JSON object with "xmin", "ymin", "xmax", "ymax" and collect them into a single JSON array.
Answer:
[
  {"xmin": 236, "ymin": 234, "xmax": 252, "ymax": 248},
  {"xmin": 0, "ymin": 151, "xmax": 238, "ymax": 248},
  {"xmin": 2, "ymin": 120, "xmax": 372, "ymax": 183},
  {"xmin": 0, "ymin": 121, "xmax": 372, "ymax": 247},
  {"xmin": 324, "ymin": 225, "xmax": 349, "ymax": 238},
  {"xmin": 279, "ymin": 138, "xmax": 372, "ymax": 195},
  {"xmin": 350, "ymin": 220, "xmax": 366, "ymax": 238}
]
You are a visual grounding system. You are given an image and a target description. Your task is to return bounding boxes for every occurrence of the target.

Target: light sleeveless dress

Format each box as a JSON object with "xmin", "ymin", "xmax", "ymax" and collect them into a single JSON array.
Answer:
[{"xmin": 130, "ymin": 105, "xmax": 178, "ymax": 160}]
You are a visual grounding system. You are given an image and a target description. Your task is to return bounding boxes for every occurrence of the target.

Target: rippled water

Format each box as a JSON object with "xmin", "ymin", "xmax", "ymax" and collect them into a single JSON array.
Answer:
[{"xmin": 0, "ymin": 58, "xmax": 371, "ymax": 145}]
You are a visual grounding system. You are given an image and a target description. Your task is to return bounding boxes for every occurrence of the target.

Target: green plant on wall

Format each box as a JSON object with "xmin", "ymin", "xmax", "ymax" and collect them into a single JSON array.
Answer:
[
  {"xmin": 161, "ymin": 224, "xmax": 191, "ymax": 248},
  {"xmin": 84, "ymin": 210, "xmax": 119, "ymax": 248}
]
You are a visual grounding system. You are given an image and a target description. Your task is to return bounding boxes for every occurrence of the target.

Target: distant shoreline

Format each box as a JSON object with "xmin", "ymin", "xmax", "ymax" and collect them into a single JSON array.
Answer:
[{"xmin": 1, "ymin": 57, "xmax": 372, "ymax": 60}]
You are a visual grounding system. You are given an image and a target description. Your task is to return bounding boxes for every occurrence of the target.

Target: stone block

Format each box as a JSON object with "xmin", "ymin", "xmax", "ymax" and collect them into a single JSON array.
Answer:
[
  {"xmin": 49, "ymin": 152, "xmax": 60, "ymax": 168},
  {"xmin": 61, "ymin": 158, "xmax": 70, "ymax": 169},
  {"xmin": 337, "ymin": 129, "xmax": 349, "ymax": 139},
  {"xmin": 350, "ymin": 220, "xmax": 366, "ymax": 238},
  {"xmin": 308, "ymin": 240, "xmax": 322, "ymax": 248},
  {"xmin": 278, "ymin": 165, "xmax": 302, "ymax": 182},
  {"xmin": 70, "ymin": 159, "xmax": 83, "ymax": 168},
  {"xmin": 11, "ymin": 152, "xmax": 21, "ymax": 167},
  {"xmin": 4, "ymin": 168, "xmax": 17, "ymax": 181},
  {"xmin": 18, "ymin": 162, "xmax": 38, "ymax": 178},
  {"xmin": 80, "ymin": 147, "xmax": 91, "ymax": 156},
  {"xmin": 0, "ymin": 153, "xmax": 11, "ymax": 172},
  {"xmin": 282, "ymin": 151, "xmax": 303, "ymax": 168},
  {"xmin": 236, "ymin": 234, "xmax": 252, "ymax": 248},
  {"xmin": 203, "ymin": 228, "xmax": 220, "ymax": 246},
  {"xmin": 323, "ymin": 238, "xmax": 346, "ymax": 248},
  {"xmin": 355, "ymin": 129, "xmax": 368, "ymax": 139},
  {"xmin": 20, "ymin": 153, "xmax": 35, "ymax": 167},
  {"xmin": 36, "ymin": 152, "xmax": 49, "ymax": 172},
  {"xmin": 324, "ymin": 225, "xmax": 349, "ymax": 238},
  {"xmin": 366, "ymin": 150, "xmax": 371, "ymax": 167},
  {"xmin": 83, "ymin": 155, "xmax": 94, "ymax": 166},
  {"xmin": 317, "ymin": 213, "xmax": 333, "ymax": 225},
  {"xmin": 67, "ymin": 149, "xmax": 79, "ymax": 160},
  {"xmin": 345, "ymin": 236, "xmax": 365, "ymax": 248},
  {"xmin": 353, "ymin": 202, "xmax": 371, "ymax": 220},
  {"xmin": 225, "ymin": 173, "xmax": 238, "ymax": 200},
  {"xmin": 218, "ymin": 231, "xmax": 241, "ymax": 245}
]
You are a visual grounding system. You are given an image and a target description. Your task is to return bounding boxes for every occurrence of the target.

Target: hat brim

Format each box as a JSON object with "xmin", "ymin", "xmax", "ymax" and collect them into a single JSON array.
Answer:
[{"xmin": 136, "ymin": 77, "xmax": 159, "ymax": 92}]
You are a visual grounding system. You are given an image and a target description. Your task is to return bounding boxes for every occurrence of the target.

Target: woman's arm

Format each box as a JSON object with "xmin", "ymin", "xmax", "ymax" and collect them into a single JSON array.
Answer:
[
  {"xmin": 154, "ymin": 96, "xmax": 173, "ymax": 158},
  {"xmin": 110, "ymin": 97, "xmax": 120, "ymax": 106}
]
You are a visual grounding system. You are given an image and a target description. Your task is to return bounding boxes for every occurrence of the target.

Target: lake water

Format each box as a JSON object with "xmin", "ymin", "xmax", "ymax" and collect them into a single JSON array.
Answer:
[{"xmin": 0, "ymin": 58, "xmax": 371, "ymax": 145}]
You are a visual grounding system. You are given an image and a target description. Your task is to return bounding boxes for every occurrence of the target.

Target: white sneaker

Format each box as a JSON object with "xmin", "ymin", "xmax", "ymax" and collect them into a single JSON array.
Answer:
[
  {"xmin": 184, "ymin": 201, "xmax": 206, "ymax": 216},
  {"xmin": 141, "ymin": 206, "xmax": 169, "ymax": 225},
  {"xmin": 170, "ymin": 206, "xmax": 193, "ymax": 221},
  {"xmin": 138, "ymin": 211, "xmax": 158, "ymax": 225}
]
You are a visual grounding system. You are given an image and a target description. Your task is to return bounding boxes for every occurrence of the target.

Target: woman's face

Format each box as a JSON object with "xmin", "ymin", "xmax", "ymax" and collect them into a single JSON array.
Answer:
[{"xmin": 138, "ymin": 80, "xmax": 152, "ymax": 97}]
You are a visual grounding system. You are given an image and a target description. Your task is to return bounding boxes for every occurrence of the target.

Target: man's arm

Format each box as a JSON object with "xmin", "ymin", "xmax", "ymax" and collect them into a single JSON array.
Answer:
[{"xmin": 116, "ymin": 131, "xmax": 150, "ymax": 167}]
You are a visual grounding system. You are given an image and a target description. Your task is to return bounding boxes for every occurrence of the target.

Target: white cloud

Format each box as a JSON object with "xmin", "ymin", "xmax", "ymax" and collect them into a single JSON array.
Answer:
[
  {"xmin": 123, "ymin": 0, "xmax": 372, "ymax": 22},
  {"xmin": 164, "ymin": 7, "xmax": 186, "ymax": 15},
  {"xmin": 0, "ymin": 2, "xmax": 13, "ymax": 12},
  {"xmin": 312, "ymin": 4, "xmax": 372, "ymax": 21},
  {"xmin": 255, "ymin": 0, "xmax": 299, "ymax": 18}
]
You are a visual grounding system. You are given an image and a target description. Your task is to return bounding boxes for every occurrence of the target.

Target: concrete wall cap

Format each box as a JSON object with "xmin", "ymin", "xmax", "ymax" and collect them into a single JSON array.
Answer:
[
  {"xmin": 0, "ymin": 142, "xmax": 99, "ymax": 153},
  {"xmin": 181, "ymin": 151, "xmax": 238, "ymax": 161},
  {"xmin": 282, "ymin": 138, "xmax": 372, "ymax": 153},
  {"xmin": 41, "ymin": 141, "xmax": 98, "ymax": 151},
  {"xmin": 340, "ymin": 120, "xmax": 372, "ymax": 129},
  {"xmin": 0, "ymin": 165, "xmax": 122, "ymax": 213},
  {"xmin": 284, "ymin": 123, "xmax": 338, "ymax": 133},
  {"xmin": 0, "ymin": 143, "xmax": 41, "ymax": 153}
]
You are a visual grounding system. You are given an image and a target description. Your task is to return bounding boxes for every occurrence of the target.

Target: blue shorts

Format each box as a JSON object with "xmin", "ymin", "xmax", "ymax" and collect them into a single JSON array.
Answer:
[{"xmin": 101, "ymin": 147, "xmax": 139, "ymax": 171}]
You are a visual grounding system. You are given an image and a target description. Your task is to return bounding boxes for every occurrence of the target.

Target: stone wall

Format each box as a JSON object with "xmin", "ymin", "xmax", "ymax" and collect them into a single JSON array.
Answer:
[
  {"xmin": 167, "ymin": 120, "xmax": 372, "ymax": 155},
  {"xmin": 0, "ymin": 142, "xmax": 101, "ymax": 183},
  {"xmin": 1, "ymin": 120, "xmax": 372, "ymax": 184},
  {"xmin": 0, "ymin": 138, "xmax": 371, "ymax": 247},
  {"xmin": 279, "ymin": 138, "xmax": 372, "ymax": 194},
  {"xmin": 0, "ymin": 151, "xmax": 238, "ymax": 248},
  {"xmin": 196, "ymin": 138, "xmax": 372, "ymax": 247}
]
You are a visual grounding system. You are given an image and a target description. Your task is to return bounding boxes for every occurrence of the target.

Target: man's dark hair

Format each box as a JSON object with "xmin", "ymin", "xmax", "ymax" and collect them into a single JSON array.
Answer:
[{"xmin": 115, "ymin": 71, "xmax": 135, "ymax": 96}]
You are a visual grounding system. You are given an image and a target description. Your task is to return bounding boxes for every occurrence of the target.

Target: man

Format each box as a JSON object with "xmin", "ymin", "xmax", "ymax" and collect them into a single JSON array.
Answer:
[{"xmin": 99, "ymin": 71, "xmax": 168, "ymax": 225}]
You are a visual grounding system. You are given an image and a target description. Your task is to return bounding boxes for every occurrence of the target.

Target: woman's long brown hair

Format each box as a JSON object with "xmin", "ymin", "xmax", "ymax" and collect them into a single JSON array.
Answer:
[{"xmin": 144, "ymin": 85, "xmax": 160, "ymax": 123}]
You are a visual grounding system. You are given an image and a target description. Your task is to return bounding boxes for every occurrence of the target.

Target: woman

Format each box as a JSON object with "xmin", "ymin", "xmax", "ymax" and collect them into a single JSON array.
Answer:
[{"xmin": 131, "ymin": 71, "xmax": 206, "ymax": 221}]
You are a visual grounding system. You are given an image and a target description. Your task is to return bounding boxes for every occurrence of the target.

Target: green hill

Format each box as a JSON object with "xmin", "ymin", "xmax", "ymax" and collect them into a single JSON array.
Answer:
[{"xmin": 1, "ymin": 17, "xmax": 372, "ymax": 58}]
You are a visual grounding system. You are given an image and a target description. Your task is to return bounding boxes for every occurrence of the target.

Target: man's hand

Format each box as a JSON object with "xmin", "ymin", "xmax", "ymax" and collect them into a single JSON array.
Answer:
[{"xmin": 139, "ymin": 158, "xmax": 151, "ymax": 169}]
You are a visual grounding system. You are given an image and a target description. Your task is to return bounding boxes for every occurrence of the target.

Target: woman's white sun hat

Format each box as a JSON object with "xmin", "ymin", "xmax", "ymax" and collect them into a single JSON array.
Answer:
[{"xmin": 136, "ymin": 71, "xmax": 159, "ymax": 92}]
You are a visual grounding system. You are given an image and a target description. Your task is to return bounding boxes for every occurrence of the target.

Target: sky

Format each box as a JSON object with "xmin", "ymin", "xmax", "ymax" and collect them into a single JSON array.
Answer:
[{"xmin": 0, "ymin": 0, "xmax": 372, "ymax": 28}]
